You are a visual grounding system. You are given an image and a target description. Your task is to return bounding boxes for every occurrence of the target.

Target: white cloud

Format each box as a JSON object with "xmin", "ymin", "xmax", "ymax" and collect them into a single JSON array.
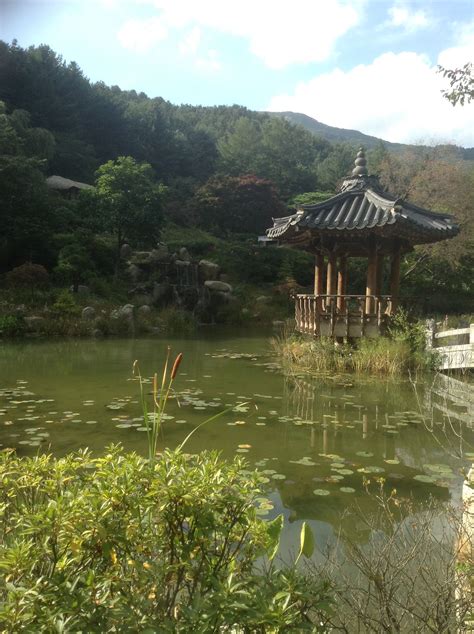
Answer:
[
  {"xmin": 116, "ymin": 0, "xmax": 364, "ymax": 68},
  {"xmin": 267, "ymin": 31, "xmax": 474, "ymax": 146},
  {"xmin": 117, "ymin": 16, "xmax": 167, "ymax": 53},
  {"xmin": 386, "ymin": 1, "xmax": 431, "ymax": 32},
  {"xmin": 195, "ymin": 49, "xmax": 222, "ymax": 73},
  {"xmin": 179, "ymin": 26, "xmax": 201, "ymax": 57}
]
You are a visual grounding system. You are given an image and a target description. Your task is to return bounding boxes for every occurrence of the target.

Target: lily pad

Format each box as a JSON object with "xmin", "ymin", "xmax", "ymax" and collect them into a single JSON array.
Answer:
[
  {"xmin": 414, "ymin": 474, "xmax": 436, "ymax": 483},
  {"xmin": 356, "ymin": 451, "xmax": 374, "ymax": 458},
  {"xmin": 340, "ymin": 487, "xmax": 356, "ymax": 493},
  {"xmin": 313, "ymin": 489, "xmax": 330, "ymax": 496},
  {"xmin": 271, "ymin": 473, "xmax": 286, "ymax": 480}
]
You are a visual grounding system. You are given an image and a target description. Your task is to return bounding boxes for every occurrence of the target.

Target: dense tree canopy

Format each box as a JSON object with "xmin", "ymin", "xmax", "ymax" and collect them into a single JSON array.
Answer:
[{"xmin": 0, "ymin": 40, "xmax": 472, "ymax": 314}]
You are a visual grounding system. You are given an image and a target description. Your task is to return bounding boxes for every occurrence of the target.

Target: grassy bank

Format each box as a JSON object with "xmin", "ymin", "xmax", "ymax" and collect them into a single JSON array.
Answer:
[{"xmin": 272, "ymin": 319, "xmax": 438, "ymax": 377}]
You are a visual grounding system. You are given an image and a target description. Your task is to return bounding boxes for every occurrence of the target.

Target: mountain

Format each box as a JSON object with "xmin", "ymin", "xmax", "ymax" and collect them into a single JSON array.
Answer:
[{"xmin": 269, "ymin": 111, "xmax": 474, "ymax": 160}]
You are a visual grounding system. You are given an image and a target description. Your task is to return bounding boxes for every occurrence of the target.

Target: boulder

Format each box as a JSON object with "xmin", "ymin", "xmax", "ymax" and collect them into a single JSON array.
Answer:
[
  {"xmin": 150, "ymin": 243, "xmax": 169, "ymax": 262},
  {"xmin": 133, "ymin": 294, "xmax": 153, "ymax": 307},
  {"xmin": 204, "ymin": 280, "xmax": 232, "ymax": 293},
  {"xmin": 82, "ymin": 306, "xmax": 96, "ymax": 320},
  {"xmin": 69, "ymin": 285, "xmax": 89, "ymax": 296},
  {"xmin": 120, "ymin": 304, "xmax": 135, "ymax": 320},
  {"xmin": 199, "ymin": 259, "xmax": 220, "ymax": 282},
  {"xmin": 272, "ymin": 320, "xmax": 285, "ymax": 328},
  {"xmin": 126, "ymin": 264, "xmax": 142, "ymax": 283},
  {"xmin": 92, "ymin": 328, "xmax": 104, "ymax": 338},
  {"xmin": 178, "ymin": 247, "xmax": 191, "ymax": 262},
  {"xmin": 120, "ymin": 243, "xmax": 133, "ymax": 259},
  {"xmin": 175, "ymin": 259, "xmax": 191, "ymax": 268},
  {"xmin": 130, "ymin": 251, "xmax": 152, "ymax": 265},
  {"xmin": 24, "ymin": 316, "xmax": 44, "ymax": 330},
  {"xmin": 138, "ymin": 305, "xmax": 152, "ymax": 317},
  {"xmin": 152, "ymin": 282, "xmax": 171, "ymax": 305}
]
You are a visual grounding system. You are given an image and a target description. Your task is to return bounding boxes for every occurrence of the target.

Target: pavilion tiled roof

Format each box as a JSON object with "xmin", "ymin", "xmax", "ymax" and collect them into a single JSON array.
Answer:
[{"xmin": 267, "ymin": 150, "xmax": 459, "ymax": 246}]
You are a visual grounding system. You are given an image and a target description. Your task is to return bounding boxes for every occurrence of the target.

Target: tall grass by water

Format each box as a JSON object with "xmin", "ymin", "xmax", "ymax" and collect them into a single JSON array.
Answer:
[{"xmin": 272, "ymin": 331, "xmax": 437, "ymax": 377}]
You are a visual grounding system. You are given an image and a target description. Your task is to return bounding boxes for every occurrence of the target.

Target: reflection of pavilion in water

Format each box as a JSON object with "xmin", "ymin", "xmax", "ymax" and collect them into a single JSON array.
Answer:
[{"xmin": 269, "ymin": 375, "xmax": 458, "ymax": 535}]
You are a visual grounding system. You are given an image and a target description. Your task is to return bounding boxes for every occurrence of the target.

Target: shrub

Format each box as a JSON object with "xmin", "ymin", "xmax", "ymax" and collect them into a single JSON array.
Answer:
[
  {"xmin": 0, "ymin": 446, "xmax": 331, "ymax": 631},
  {"xmin": 158, "ymin": 306, "xmax": 197, "ymax": 335},
  {"xmin": 51, "ymin": 289, "xmax": 80, "ymax": 317},
  {"xmin": 5, "ymin": 262, "xmax": 49, "ymax": 289},
  {"xmin": 0, "ymin": 314, "xmax": 26, "ymax": 337}
]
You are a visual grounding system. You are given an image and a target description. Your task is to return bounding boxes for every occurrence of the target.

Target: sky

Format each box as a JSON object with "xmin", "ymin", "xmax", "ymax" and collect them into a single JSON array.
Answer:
[{"xmin": 1, "ymin": 0, "xmax": 474, "ymax": 146}]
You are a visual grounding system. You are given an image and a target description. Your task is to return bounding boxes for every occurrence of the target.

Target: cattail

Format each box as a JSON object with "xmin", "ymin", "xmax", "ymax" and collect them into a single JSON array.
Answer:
[{"xmin": 170, "ymin": 353, "xmax": 183, "ymax": 380}]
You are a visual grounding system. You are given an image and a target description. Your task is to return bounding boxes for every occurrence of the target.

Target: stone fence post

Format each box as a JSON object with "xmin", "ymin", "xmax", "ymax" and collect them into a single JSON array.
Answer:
[{"xmin": 425, "ymin": 319, "xmax": 436, "ymax": 350}]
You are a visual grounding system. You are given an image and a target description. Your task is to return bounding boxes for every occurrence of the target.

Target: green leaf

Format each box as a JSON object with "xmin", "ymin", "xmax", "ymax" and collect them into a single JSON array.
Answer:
[
  {"xmin": 296, "ymin": 521, "xmax": 314, "ymax": 563},
  {"xmin": 266, "ymin": 514, "xmax": 284, "ymax": 561}
]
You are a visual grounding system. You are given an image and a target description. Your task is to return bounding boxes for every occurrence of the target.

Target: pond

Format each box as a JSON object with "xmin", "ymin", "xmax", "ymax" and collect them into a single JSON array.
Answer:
[{"xmin": 1, "ymin": 330, "xmax": 472, "ymax": 554}]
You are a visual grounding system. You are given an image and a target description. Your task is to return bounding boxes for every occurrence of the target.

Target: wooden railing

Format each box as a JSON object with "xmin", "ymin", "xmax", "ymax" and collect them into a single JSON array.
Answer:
[{"xmin": 295, "ymin": 294, "xmax": 393, "ymax": 338}]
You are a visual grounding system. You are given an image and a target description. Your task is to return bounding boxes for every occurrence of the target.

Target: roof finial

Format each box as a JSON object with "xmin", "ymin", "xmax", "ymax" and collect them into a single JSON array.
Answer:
[{"xmin": 351, "ymin": 147, "xmax": 368, "ymax": 177}]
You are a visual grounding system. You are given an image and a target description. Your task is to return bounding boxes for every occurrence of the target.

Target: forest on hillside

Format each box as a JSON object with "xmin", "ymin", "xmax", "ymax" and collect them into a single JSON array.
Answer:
[{"xmin": 0, "ymin": 40, "xmax": 472, "ymax": 314}]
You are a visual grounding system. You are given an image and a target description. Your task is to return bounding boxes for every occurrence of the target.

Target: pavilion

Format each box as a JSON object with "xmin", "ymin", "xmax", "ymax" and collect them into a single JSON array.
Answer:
[{"xmin": 266, "ymin": 149, "xmax": 459, "ymax": 338}]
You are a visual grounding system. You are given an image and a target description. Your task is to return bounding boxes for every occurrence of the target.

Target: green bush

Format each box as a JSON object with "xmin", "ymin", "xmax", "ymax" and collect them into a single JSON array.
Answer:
[
  {"xmin": 0, "ymin": 314, "xmax": 26, "ymax": 337},
  {"xmin": 0, "ymin": 446, "xmax": 330, "ymax": 631},
  {"xmin": 51, "ymin": 289, "xmax": 80, "ymax": 317}
]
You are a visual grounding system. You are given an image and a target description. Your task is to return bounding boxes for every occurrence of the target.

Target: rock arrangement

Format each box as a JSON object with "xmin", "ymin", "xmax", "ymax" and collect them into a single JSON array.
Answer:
[{"xmin": 119, "ymin": 242, "xmax": 236, "ymax": 323}]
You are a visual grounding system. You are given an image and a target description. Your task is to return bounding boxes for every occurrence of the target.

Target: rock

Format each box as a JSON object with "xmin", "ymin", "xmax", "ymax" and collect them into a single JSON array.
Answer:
[
  {"xmin": 92, "ymin": 328, "xmax": 104, "ymax": 338},
  {"xmin": 133, "ymin": 294, "xmax": 153, "ymax": 307},
  {"xmin": 241, "ymin": 308, "xmax": 250, "ymax": 316},
  {"xmin": 219, "ymin": 273, "xmax": 231, "ymax": 283},
  {"xmin": 82, "ymin": 306, "xmax": 96, "ymax": 320},
  {"xmin": 110, "ymin": 304, "xmax": 135, "ymax": 321},
  {"xmin": 199, "ymin": 259, "xmax": 220, "ymax": 282},
  {"xmin": 24, "ymin": 316, "xmax": 44, "ymax": 330},
  {"xmin": 175, "ymin": 259, "xmax": 191, "ymax": 268},
  {"xmin": 272, "ymin": 320, "xmax": 285, "ymax": 328},
  {"xmin": 256, "ymin": 295, "xmax": 271, "ymax": 303},
  {"xmin": 120, "ymin": 304, "xmax": 135, "ymax": 320},
  {"xmin": 69, "ymin": 285, "xmax": 89, "ymax": 296},
  {"xmin": 204, "ymin": 280, "xmax": 232, "ymax": 293},
  {"xmin": 120, "ymin": 243, "xmax": 133, "ymax": 259},
  {"xmin": 126, "ymin": 264, "xmax": 142, "ymax": 283},
  {"xmin": 13, "ymin": 304, "xmax": 26, "ymax": 316},
  {"xmin": 138, "ymin": 305, "xmax": 152, "ymax": 317},
  {"xmin": 179, "ymin": 247, "xmax": 191, "ymax": 262},
  {"xmin": 150, "ymin": 243, "xmax": 169, "ymax": 262},
  {"xmin": 152, "ymin": 282, "xmax": 171, "ymax": 305},
  {"xmin": 130, "ymin": 251, "xmax": 152, "ymax": 265}
]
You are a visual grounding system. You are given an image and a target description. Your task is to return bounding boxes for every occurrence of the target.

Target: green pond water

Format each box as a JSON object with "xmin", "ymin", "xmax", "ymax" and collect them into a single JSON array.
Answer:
[{"xmin": 1, "ymin": 331, "xmax": 472, "ymax": 554}]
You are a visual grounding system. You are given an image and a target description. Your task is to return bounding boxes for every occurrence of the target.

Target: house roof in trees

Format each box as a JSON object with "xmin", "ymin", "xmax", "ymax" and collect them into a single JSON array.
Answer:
[
  {"xmin": 266, "ymin": 149, "xmax": 459, "ymax": 250},
  {"xmin": 46, "ymin": 175, "xmax": 94, "ymax": 192}
]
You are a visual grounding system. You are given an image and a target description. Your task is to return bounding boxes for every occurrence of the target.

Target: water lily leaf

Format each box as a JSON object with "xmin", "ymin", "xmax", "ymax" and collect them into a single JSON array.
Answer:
[
  {"xmin": 272, "ymin": 474, "xmax": 286, "ymax": 480},
  {"xmin": 384, "ymin": 459, "xmax": 400, "ymax": 465},
  {"xmin": 340, "ymin": 487, "xmax": 356, "ymax": 493},
  {"xmin": 414, "ymin": 474, "xmax": 436, "ymax": 483},
  {"xmin": 313, "ymin": 489, "xmax": 330, "ymax": 496},
  {"xmin": 366, "ymin": 466, "xmax": 385, "ymax": 473},
  {"xmin": 356, "ymin": 451, "xmax": 374, "ymax": 458},
  {"xmin": 335, "ymin": 468, "xmax": 353, "ymax": 475}
]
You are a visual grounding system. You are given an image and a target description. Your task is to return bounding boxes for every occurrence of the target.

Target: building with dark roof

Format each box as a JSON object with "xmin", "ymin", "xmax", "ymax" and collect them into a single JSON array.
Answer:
[{"xmin": 266, "ymin": 149, "xmax": 459, "ymax": 338}]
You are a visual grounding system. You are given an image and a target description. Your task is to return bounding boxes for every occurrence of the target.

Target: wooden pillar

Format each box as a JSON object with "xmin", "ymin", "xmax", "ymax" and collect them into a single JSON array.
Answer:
[
  {"xmin": 375, "ymin": 254, "xmax": 384, "ymax": 296},
  {"xmin": 337, "ymin": 255, "xmax": 347, "ymax": 311},
  {"xmin": 326, "ymin": 251, "xmax": 337, "ymax": 306},
  {"xmin": 314, "ymin": 253, "xmax": 324, "ymax": 296},
  {"xmin": 365, "ymin": 242, "xmax": 377, "ymax": 314},
  {"xmin": 389, "ymin": 244, "xmax": 401, "ymax": 313}
]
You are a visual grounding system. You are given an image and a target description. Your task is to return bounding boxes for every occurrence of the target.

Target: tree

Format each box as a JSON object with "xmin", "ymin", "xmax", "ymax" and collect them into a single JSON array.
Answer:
[
  {"xmin": 93, "ymin": 156, "xmax": 165, "ymax": 265},
  {"xmin": 438, "ymin": 62, "xmax": 474, "ymax": 106},
  {"xmin": 192, "ymin": 174, "xmax": 286, "ymax": 235}
]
